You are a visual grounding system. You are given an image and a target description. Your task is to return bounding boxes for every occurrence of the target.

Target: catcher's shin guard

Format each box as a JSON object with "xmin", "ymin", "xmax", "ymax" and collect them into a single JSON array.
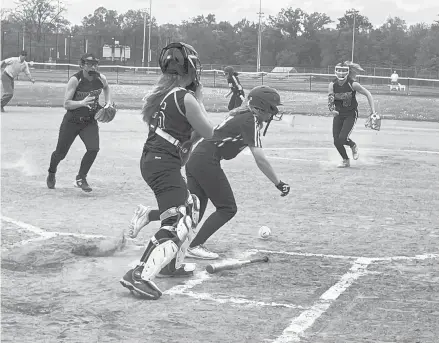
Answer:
[
  {"xmin": 174, "ymin": 194, "xmax": 200, "ymax": 269},
  {"xmin": 139, "ymin": 205, "xmax": 193, "ymax": 280}
]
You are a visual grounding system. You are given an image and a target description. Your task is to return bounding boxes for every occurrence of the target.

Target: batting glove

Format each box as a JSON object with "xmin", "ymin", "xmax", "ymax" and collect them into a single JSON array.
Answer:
[{"xmin": 276, "ymin": 181, "xmax": 290, "ymax": 197}]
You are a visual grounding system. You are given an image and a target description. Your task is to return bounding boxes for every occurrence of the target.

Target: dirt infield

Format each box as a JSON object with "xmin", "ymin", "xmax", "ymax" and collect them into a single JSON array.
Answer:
[{"xmin": 1, "ymin": 108, "xmax": 439, "ymax": 342}]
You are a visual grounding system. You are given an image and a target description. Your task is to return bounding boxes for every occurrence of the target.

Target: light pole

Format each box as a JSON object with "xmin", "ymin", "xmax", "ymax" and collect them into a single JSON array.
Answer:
[
  {"xmin": 256, "ymin": 0, "xmax": 263, "ymax": 72},
  {"xmin": 349, "ymin": 9, "xmax": 359, "ymax": 62},
  {"xmin": 141, "ymin": 0, "xmax": 152, "ymax": 68},
  {"xmin": 141, "ymin": 9, "xmax": 147, "ymax": 67},
  {"xmin": 148, "ymin": 0, "xmax": 152, "ymax": 68}
]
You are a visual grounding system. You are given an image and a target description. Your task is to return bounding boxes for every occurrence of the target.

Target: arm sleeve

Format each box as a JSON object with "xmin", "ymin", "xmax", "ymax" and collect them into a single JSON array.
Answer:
[{"xmin": 241, "ymin": 116, "xmax": 262, "ymax": 148}]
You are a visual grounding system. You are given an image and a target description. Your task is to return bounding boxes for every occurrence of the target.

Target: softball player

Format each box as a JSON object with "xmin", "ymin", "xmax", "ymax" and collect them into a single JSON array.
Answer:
[
  {"xmin": 328, "ymin": 61, "xmax": 376, "ymax": 167},
  {"xmin": 1, "ymin": 50, "xmax": 35, "ymax": 112},
  {"xmin": 224, "ymin": 66, "xmax": 245, "ymax": 110},
  {"xmin": 128, "ymin": 86, "xmax": 291, "ymax": 260},
  {"xmin": 120, "ymin": 42, "xmax": 215, "ymax": 300},
  {"xmin": 46, "ymin": 53, "xmax": 112, "ymax": 192}
]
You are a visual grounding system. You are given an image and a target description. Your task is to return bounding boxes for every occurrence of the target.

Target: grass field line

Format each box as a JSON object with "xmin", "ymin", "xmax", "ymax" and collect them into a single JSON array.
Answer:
[
  {"xmin": 273, "ymin": 257, "xmax": 372, "ymax": 343},
  {"xmin": 264, "ymin": 147, "xmax": 439, "ymax": 154}
]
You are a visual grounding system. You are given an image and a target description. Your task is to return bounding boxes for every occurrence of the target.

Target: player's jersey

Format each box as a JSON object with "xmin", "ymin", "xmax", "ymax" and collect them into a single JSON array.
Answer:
[
  {"xmin": 227, "ymin": 73, "xmax": 244, "ymax": 95},
  {"xmin": 193, "ymin": 108, "xmax": 262, "ymax": 160},
  {"xmin": 146, "ymin": 87, "xmax": 194, "ymax": 157},
  {"xmin": 68, "ymin": 70, "xmax": 104, "ymax": 117},
  {"xmin": 332, "ymin": 78, "xmax": 358, "ymax": 114}
]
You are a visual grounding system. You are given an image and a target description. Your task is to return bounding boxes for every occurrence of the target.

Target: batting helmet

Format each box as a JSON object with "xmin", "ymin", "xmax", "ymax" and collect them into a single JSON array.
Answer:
[
  {"xmin": 248, "ymin": 86, "xmax": 283, "ymax": 136},
  {"xmin": 159, "ymin": 42, "xmax": 201, "ymax": 85}
]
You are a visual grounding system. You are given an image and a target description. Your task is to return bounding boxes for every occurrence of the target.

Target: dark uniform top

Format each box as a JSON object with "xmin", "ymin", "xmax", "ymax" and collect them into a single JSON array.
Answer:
[
  {"xmin": 146, "ymin": 87, "xmax": 194, "ymax": 158},
  {"xmin": 227, "ymin": 73, "xmax": 244, "ymax": 97},
  {"xmin": 68, "ymin": 70, "xmax": 104, "ymax": 118},
  {"xmin": 332, "ymin": 77, "xmax": 358, "ymax": 115},
  {"xmin": 193, "ymin": 108, "xmax": 262, "ymax": 160}
]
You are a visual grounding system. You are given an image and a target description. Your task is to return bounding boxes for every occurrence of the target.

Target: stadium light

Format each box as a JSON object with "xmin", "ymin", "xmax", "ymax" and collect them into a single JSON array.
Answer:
[
  {"xmin": 348, "ymin": 9, "xmax": 359, "ymax": 62},
  {"xmin": 141, "ymin": 0, "xmax": 152, "ymax": 68},
  {"xmin": 256, "ymin": 0, "xmax": 264, "ymax": 72}
]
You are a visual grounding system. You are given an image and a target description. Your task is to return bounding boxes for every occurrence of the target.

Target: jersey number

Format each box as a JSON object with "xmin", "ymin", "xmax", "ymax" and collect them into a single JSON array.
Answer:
[{"xmin": 150, "ymin": 101, "xmax": 166, "ymax": 132}]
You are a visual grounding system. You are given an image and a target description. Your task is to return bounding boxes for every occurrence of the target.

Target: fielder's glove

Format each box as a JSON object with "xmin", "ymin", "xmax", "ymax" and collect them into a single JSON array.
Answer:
[
  {"xmin": 276, "ymin": 181, "xmax": 290, "ymax": 197},
  {"xmin": 365, "ymin": 112, "xmax": 381, "ymax": 131},
  {"xmin": 95, "ymin": 103, "xmax": 117, "ymax": 123}
]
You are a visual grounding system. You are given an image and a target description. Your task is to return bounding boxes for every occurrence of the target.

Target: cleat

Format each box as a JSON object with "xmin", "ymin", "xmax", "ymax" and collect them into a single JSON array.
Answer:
[
  {"xmin": 46, "ymin": 172, "xmax": 56, "ymax": 189},
  {"xmin": 187, "ymin": 245, "xmax": 220, "ymax": 260},
  {"xmin": 157, "ymin": 263, "xmax": 196, "ymax": 278},
  {"xmin": 75, "ymin": 177, "xmax": 92, "ymax": 192},
  {"xmin": 338, "ymin": 159, "xmax": 350, "ymax": 168},
  {"xmin": 120, "ymin": 268, "xmax": 162, "ymax": 300},
  {"xmin": 351, "ymin": 144, "xmax": 359, "ymax": 160},
  {"xmin": 128, "ymin": 205, "xmax": 152, "ymax": 238}
]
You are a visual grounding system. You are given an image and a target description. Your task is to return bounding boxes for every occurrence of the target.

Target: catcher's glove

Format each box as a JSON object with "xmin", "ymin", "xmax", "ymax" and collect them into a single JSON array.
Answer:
[
  {"xmin": 95, "ymin": 103, "xmax": 117, "ymax": 123},
  {"xmin": 365, "ymin": 112, "xmax": 381, "ymax": 131}
]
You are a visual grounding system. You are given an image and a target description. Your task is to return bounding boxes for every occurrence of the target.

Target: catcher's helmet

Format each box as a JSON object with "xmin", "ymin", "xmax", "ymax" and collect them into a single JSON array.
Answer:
[
  {"xmin": 223, "ymin": 66, "xmax": 235, "ymax": 75},
  {"xmin": 248, "ymin": 86, "xmax": 283, "ymax": 136},
  {"xmin": 159, "ymin": 42, "xmax": 201, "ymax": 85},
  {"xmin": 80, "ymin": 53, "xmax": 99, "ymax": 65}
]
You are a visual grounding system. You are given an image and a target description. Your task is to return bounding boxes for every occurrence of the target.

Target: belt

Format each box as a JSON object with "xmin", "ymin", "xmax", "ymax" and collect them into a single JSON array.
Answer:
[
  {"xmin": 155, "ymin": 127, "xmax": 182, "ymax": 149},
  {"xmin": 69, "ymin": 116, "xmax": 93, "ymax": 123}
]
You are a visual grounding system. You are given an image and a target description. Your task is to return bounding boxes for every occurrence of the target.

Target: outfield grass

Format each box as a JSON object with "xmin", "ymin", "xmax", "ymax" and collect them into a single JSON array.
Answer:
[{"xmin": 7, "ymin": 81, "xmax": 439, "ymax": 122}]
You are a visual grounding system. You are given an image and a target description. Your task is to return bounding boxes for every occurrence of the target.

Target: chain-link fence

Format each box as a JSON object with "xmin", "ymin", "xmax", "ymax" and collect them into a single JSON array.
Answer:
[{"xmin": 2, "ymin": 31, "xmax": 438, "ymax": 80}]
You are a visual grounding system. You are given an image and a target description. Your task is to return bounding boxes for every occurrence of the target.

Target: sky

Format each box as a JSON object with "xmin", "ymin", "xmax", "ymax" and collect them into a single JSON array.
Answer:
[{"xmin": 3, "ymin": 0, "xmax": 439, "ymax": 28}]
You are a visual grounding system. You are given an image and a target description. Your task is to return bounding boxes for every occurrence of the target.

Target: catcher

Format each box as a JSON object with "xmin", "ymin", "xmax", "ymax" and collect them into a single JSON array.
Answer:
[
  {"xmin": 328, "ymin": 61, "xmax": 377, "ymax": 168},
  {"xmin": 46, "ymin": 53, "xmax": 116, "ymax": 192}
]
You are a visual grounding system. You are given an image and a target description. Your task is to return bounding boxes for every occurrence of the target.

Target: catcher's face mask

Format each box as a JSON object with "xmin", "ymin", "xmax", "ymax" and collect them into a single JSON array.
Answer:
[
  {"xmin": 335, "ymin": 65, "xmax": 349, "ymax": 81},
  {"xmin": 159, "ymin": 42, "xmax": 202, "ymax": 86}
]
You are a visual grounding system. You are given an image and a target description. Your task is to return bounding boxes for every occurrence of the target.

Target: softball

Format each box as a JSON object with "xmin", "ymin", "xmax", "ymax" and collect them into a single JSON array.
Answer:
[{"xmin": 258, "ymin": 226, "xmax": 272, "ymax": 240}]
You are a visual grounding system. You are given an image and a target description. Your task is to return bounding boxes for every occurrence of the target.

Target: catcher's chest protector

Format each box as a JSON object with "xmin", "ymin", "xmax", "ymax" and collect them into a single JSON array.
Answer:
[
  {"xmin": 332, "ymin": 79, "xmax": 358, "ymax": 113},
  {"xmin": 70, "ymin": 71, "xmax": 104, "ymax": 116}
]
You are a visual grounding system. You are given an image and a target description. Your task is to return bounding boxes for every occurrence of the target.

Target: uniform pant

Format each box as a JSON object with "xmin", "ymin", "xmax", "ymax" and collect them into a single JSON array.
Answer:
[
  {"xmin": 140, "ymin": 148, "xmax": 188, "ymax": 227},
  {"xmin": 185, "ymin": 151, "xmax": 237, "ymax": 247},
  {"xmin": 1, "ymin": 72, "xmax": 14, "ymax": 108},
  {"xmin": 333, "ymin": 110, "xmax": 358, "ymax": 160},
  {"xmin": 48, "ymin": 113, "xmax": 100, "ymax": 178},
  {"xmin": 228, "ymin": 92, "xmax": 243, "ymax": 110},
  {"xmin": 138, "ymin": 148, "xmax": 190, "ymax": 262}
]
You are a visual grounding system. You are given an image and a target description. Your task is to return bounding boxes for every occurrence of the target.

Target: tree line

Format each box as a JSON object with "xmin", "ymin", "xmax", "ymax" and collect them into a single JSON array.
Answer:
[{"xmin": 2, "ymin": 0, "xmax": 439, "ymax": 72}]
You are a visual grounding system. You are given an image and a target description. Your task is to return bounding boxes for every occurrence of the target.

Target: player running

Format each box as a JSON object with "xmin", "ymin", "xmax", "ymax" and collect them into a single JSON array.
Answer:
[
  {"xmin": 120, "ymin": 42, "xmax": 215, "ymax": 300},
  {"xmin": 46, "ymin": 53, "xmax": 113, "ymax": 192},
  {"xmin": 223, "ymin": 66, "xmax": 245, "ymax": 110},
  {"xmin": 328, "ymin": 61, "xmax": 376, "ymax": 167},
  {"xmin": 1, "ymin": 50, "xmax": 35, "ymax": 112},
  {"xmin": 128, "ymin": 85, "xmax": 291, "ymax": 260}
]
